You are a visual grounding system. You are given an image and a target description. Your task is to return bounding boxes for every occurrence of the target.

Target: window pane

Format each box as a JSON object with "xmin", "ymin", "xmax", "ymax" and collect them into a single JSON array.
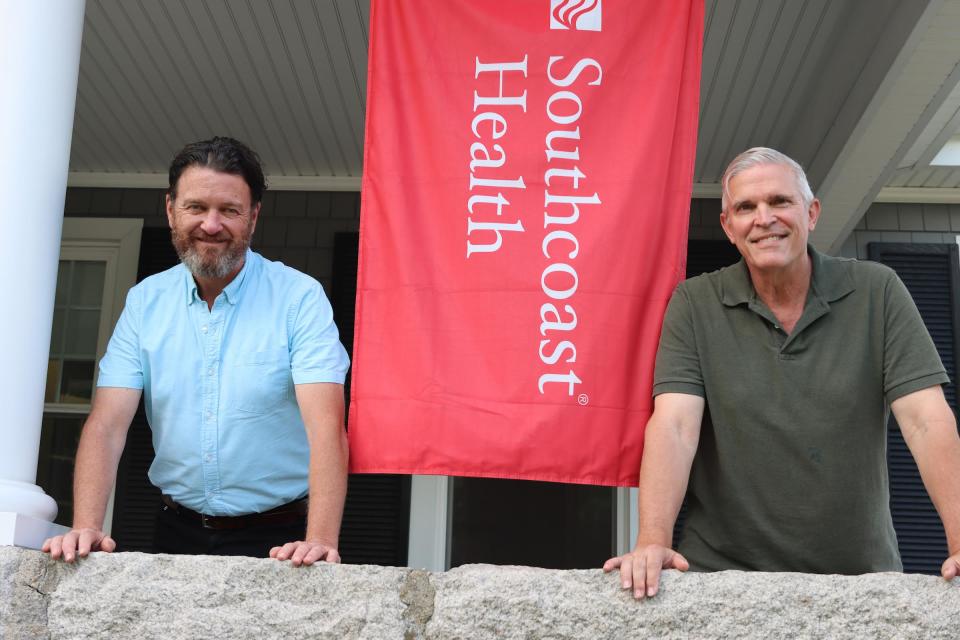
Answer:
[
  {"xmin": 64, "ymin": 309, "xmax": 100, "ymax": 357},
  {"xmin": 70, "ymin": 261, "xmax": 106, "ymax": 306},
  {"xmin": 54, "ymin": 262, "xmax": 69, "ymax": 306},
  {"xmin": 45, "ymin": 259, "xmax": 106, "ymax": 405},
  {"xmin": 59, "ymin": 360, "xmax": 96, "ymax": 404},
  {"xmin": 44, "ymin": 360, "xmax": 62, "ymax": 403},
  {"xmin": 36, "ymin": 415, "xmax": 85, "ymax": 527},
  {"xmin": 449, "ymin": 478, "xmax": 614, "ymax": 569},
  {"xmin": 50, "ymin": 308, "xmax": 65, "ymax": 355}
]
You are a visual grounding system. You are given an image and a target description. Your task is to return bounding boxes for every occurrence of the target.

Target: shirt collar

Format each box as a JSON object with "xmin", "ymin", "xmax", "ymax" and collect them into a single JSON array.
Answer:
[
  {"xmin": 183, "ymin": 249, "xmax": 256, "ymax": 306},
  {"xmin": 221, "ymin": 249, "xmax": 254, "ymax": 304},
  {"xmin": 720, "ymin": 245, "xmax": 855, "ymax": 307}
]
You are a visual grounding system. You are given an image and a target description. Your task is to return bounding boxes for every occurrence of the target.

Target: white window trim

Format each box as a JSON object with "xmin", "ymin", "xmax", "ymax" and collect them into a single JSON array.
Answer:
[
  {"xmin": 45, "ymin": 217, "xmax": 142, "ymax": 532},
  {"xmin": 615, "ymin": 487, "xmax": 638, "ymax": 556},
  {"xmin": 407, "ymin": 475, "xmax": 451, "ymax": 571}
]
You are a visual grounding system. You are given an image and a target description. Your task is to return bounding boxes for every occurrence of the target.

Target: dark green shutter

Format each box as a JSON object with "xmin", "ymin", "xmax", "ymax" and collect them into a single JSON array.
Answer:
[
  {"xmin": 869, "ymin": 242, "xmax": 960, "ymax": 574},
  {"xmin": 111, "ymin": 410, "xmax": 159, "ymax": 551}
]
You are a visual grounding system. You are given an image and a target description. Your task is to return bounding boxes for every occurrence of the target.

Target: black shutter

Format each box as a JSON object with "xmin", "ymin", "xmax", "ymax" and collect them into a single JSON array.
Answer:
[
  {"xmin": 333, "ymin": 232, "xmax": 411, "ymax": 565},
  {"xmin": 111, "ymin": 410, "xmax": 159, "ymax": 551},
  {"xmin": 112, "ymin": 228, "xmax": 179, "ymax": 550},
  {"xmin": 869, "ymin": 242, "xmax": 960, "ymax": 574},
  {"xmin": 685, "ymin": 240, "xmax": 741, "ymax": 277},
  {"xmin": 135, "ymin": 227, "xmax": 179, "ymax": 281},
  {"xmin": 672, "ymin": 240, "xmax": 741, "ymax": 549}
]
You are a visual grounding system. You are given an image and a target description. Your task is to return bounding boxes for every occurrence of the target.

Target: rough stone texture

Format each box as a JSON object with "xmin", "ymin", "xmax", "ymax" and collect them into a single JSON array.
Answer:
[
  {"xmin": 2, "ymin": 548, "xmax": 959, "ymax": 639},
  {"xmin": 0, "ymin": 546, "xmax": 69, "ymax": 639},
  {"xmin": 1, "ymin": 549, "xmax": 407, "ymax": 639},
  {"xmin": 400, "ymin": 570, "xmax": 435, "ymax": 640},
  {"xmin": 429, "ymin": 565, "xmax": 960, "ymax": 639}
]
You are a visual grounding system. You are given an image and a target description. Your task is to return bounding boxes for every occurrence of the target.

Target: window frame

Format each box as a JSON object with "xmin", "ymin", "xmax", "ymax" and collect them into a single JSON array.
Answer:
[{"xmin": 40, "ymin": 217, "xmax": 142, "ymax": 530}]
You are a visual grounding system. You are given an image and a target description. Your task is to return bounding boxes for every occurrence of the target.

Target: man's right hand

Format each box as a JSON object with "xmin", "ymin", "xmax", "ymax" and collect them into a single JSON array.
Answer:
[
  {"xmin": 43, "ymin": 387, "xmax": 139, "ymax": 563},
  {"xmin": 602, "ymin": 544, "xmax": 689, "ymax": 599},
  {"xmin": 42, "ymin": 528, "xmax": 116, "ymax": 563}
]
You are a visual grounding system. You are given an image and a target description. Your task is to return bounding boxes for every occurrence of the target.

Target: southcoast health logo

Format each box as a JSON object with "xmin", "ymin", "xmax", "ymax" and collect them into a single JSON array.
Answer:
[{"xmin": 550, "ymin": 0, "xmax": 602, "ymax": 31}]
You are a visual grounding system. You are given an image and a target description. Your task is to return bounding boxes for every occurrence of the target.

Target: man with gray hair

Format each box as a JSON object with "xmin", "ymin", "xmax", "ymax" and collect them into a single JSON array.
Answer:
[{"xmin": 604, "ymin": 147, "xmax": 960, "ymax": 596}]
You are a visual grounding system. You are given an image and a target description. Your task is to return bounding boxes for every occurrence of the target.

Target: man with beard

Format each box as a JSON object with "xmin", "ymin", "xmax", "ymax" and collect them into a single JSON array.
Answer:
[{"xmin": 43, "ymin": 137, "xmax": 350, "ymax": 564}]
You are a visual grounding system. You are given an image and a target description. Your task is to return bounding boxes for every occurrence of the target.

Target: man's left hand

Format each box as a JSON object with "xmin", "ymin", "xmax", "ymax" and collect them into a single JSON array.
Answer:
[
  {"xmin": 270, "ymin": 540, "xmax": 341, "ymax": 566},
  {"xmin": 943, "ymin": 552, "xmax": 960, "ymax": 581}
]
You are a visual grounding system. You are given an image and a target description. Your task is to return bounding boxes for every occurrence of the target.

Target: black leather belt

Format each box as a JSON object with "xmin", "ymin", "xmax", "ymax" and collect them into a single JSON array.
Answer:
[{"xmin": 160, "ymin": 495, "xmax": 308, "ymax": 530}]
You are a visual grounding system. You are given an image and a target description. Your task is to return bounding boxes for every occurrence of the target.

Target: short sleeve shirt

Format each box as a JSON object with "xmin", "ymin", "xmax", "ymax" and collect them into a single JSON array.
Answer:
[
  {"xmin": 653, "ymin": 247, "xmax": 948, "ymax": 573},
  {"xmin": 98, "ymin": 250, "xmax": 350, "ymax": 516}
]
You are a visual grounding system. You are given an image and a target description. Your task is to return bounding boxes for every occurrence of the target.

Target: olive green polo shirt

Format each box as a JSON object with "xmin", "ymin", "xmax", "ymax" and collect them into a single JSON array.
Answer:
[{"xmin": 653, "ymin": 247, "xmax": 948, "ymax": 574}]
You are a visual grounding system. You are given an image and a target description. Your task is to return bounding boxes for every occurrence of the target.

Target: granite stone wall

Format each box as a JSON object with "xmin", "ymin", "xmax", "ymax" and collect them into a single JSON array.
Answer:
[{"xmin": 2, "ymin": 547, "xmax": 958, "ymax": 639}]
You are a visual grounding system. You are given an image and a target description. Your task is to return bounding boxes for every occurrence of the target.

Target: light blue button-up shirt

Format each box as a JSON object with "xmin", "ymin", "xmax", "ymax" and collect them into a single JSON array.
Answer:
[{"xmin": 98, "ymin": 250, "xmax": 350, "ymax": 516}]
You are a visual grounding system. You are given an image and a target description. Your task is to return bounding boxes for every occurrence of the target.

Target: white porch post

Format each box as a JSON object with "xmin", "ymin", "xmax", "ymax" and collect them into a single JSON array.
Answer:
[{"xmin": 0, "ymin": 0, "xmax": 86, "ymax": 547}]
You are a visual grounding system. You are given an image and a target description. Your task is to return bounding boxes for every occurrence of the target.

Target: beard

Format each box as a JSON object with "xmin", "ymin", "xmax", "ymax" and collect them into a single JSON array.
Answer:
[{"xmin": 171, "ymin": 222, "xmax": 253, "ymax": 280}]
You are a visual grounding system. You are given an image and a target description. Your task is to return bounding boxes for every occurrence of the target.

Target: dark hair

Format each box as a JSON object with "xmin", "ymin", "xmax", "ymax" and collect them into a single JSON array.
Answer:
[{"xmin": 168, "ymin": 136, "xmax": 266, "ymax": 204}]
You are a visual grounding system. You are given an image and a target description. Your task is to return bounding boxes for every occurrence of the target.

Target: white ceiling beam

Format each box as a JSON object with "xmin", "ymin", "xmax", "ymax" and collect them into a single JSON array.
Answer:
[
  {"xmin": 67, "ymin": 172, "xmax": 362, "ymax": 191},
  {"xmin": 875, "ymin": 186, "xmax": 960, "ymax": 204},
  {"xmin": 811, "ymin": 0, "xmax": 960, "ymax": 253},
  {"xmin": 897, "ymin": 80, "xmax": 960, "ymax": 169}
]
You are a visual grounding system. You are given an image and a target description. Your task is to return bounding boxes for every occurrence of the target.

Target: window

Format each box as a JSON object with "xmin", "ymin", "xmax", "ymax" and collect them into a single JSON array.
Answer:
[
  {"xmin": 46, "ymin": 259, "xmax": 107, "ymax": 406},
  {"xmin": 35, "ymin": 218, "xmax": 142, "ymax": 528}
]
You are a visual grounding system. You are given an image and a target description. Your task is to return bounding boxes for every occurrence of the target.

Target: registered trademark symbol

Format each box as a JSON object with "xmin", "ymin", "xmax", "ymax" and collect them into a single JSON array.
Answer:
[{"xmin": 578, "ymin": 394, "xmax": 589, "ymax": 405}]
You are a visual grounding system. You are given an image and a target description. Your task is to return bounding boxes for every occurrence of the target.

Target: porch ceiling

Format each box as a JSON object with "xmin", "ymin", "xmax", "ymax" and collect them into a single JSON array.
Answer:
[{"xmin": 70, "ymin": 0, "xmax": 960, "ymax": 249}]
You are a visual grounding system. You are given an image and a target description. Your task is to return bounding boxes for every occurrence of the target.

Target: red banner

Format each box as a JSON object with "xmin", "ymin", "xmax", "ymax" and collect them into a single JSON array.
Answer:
[{"xmin": 349, "ymin": 0, "xmax": 703, "ymax": 486}]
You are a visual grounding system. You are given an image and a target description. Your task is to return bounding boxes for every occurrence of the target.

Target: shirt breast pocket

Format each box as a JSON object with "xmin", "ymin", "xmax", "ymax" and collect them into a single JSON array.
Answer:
[{"xmin": 230, "ymin": 347, "xmax": 293, "ymax": 415}]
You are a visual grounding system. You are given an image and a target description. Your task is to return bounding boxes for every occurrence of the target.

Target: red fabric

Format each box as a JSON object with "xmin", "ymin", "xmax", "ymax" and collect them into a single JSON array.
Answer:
[{"xmin": 350, "ymin": 0, "xmax": 704, "ymax": 486}]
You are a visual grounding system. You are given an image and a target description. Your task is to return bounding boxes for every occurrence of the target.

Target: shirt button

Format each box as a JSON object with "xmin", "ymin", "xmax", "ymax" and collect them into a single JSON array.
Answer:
[
  {"xmin": 201, "ymin": 325, "xmax": 208, "ymax": 333},
  {"xmin": 206, "ymin": 411, "xmax": 213, "ymax": 420},
  {"xmin": 207, "ymin": 368, "xmax": 214, "ymax": 376},
  {"xmin": 204, "ymin": 454, "xmax": 213, "ymax": 463}
]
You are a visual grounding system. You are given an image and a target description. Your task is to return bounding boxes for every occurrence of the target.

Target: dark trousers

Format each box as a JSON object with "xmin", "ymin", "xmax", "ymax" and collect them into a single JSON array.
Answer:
[{"xmin": 152, "ymin": 502, "xmax": 307, "ymax": 558}]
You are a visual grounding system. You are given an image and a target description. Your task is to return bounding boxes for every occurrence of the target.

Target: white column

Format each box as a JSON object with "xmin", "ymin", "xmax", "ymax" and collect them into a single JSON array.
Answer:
[{"xmin": 0, "ymin": 0, "xmax": 86, "ymax": 547}]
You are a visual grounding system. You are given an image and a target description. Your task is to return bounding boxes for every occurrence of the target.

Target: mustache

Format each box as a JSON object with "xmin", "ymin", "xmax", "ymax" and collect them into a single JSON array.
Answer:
[{"xmin": 189, "ymin": 231, "xmax": 231, "ymax": 242}]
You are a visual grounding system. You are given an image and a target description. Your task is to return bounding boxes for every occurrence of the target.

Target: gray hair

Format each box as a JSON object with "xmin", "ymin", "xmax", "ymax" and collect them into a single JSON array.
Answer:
[{"xmin": 720, "ymin": 147, "xmax": 814, "ymax": 212}]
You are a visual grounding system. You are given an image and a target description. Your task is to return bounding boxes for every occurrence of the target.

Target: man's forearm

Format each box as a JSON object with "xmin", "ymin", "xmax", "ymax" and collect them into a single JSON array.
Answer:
[
  {"xmin": 910, "ymin": 421, "xmax": 960, "ymax": 553},
  {"xmin": 42, "ymin": 387, "xmax": 139, "ymax": 560},
  {"xmin": 293, "ymin": 383, "xmax": 348, "ymax": 550},
  {"xmin": 71, "ymin": 414, "xmax": 131, "ymax": 530},
  {"xmin": 305, "ymin": 424, "xmax": 348, "ymax": 546},
  {"xmin": 894, "ymin": 387, "xmax": 960, "ymax": 554},
  {"xmin": 636, "ymin": 415, "xmax": 699, "ymax": 546}
]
